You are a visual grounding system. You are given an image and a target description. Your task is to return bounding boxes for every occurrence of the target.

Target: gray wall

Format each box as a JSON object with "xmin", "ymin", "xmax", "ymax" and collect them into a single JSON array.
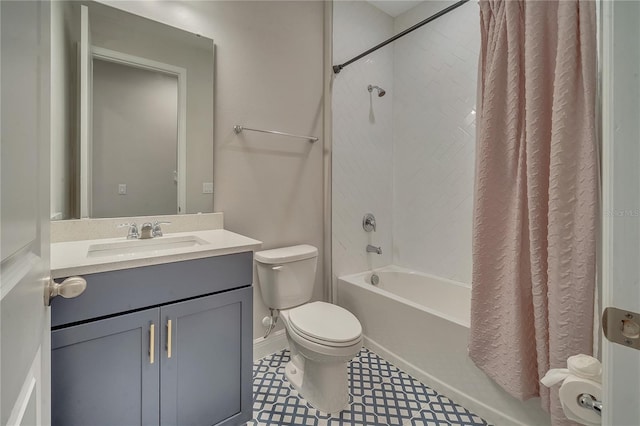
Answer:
[
  {"xmin": 98, "ymin": 1, "xmax": 326, "ymax": 339},
  {"xmin": 92, "ymin": 60, "xmax": 178, "ymax": 218}
]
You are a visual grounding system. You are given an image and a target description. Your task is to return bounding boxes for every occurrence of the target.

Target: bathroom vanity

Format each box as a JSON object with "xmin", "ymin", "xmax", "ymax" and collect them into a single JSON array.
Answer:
[{"xmin": 49, "ymin": 226, "xmax": 261, "ymax": 426}]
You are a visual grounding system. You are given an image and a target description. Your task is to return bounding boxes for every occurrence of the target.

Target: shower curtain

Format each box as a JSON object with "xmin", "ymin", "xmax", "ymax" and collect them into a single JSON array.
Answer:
[{"xmin": 469, "ymin": 1, "xmax": 597, "ymax": 425}]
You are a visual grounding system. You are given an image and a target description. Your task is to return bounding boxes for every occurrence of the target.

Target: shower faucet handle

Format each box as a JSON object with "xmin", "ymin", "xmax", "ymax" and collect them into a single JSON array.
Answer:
[{"xmin": 363, "ymin": 213, "xmax": 377, "ymax": 232}]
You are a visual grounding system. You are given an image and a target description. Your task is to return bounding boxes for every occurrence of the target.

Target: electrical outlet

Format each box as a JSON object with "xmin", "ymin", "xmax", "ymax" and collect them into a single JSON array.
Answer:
[
  {"xmin": 118, "ymin": 184, "xmax": 127, "ymax": 195},
  {"xmin": 202, "ymin": 182, "xmax": 213, "ymax": 194}
]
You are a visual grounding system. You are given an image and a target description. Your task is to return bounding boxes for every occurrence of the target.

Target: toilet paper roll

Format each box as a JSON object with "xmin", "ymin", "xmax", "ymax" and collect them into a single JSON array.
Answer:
[{"xmin": 558, "ymin": 376, "xmax": 602, "ymax": 425}]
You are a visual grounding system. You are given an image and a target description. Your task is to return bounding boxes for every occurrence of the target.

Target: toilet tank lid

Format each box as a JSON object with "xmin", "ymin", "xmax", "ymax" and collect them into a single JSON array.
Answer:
[{"xmin": 255, "ymin": 244, "xmax": 318, "ymax": 264}]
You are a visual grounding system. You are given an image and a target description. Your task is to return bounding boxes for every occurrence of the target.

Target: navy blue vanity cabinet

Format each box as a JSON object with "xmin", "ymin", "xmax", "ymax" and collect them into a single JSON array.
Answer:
[
  {"xmin": 52, "ymin": 308, "xmax": 160, "ymax": 426},
  {"xmin": 160, "ymin": 288, "xmax": 252, "ymax": 426},
  {"xmin": 51, "ymin": 253, "xmax": 254, "ymax": 426}
]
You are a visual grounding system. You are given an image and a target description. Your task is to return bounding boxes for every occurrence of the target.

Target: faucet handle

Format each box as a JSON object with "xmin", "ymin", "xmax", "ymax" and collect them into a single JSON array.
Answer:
[
  {"xmin": 118, "ymin": 223, "xmax": 139, "ymax": 239},
  {"xmin": 363, "ymin": 213, "xmax": 377, "ymax": 232},
  {"xmin": 152, "ymin": 221, "xmax": 171, "ymax": 237}
]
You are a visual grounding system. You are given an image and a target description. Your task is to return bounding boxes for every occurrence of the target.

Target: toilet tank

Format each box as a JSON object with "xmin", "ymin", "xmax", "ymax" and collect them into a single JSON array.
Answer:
[{"xmin": 255, "ymin": 245, "xmax": 318, "ymax": 310}]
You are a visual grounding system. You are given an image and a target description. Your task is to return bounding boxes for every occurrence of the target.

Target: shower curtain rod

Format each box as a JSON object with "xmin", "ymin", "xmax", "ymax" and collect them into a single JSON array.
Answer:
[{"xmin": 332, "ymin": 0, "xmax": 470, "ymax": 74}]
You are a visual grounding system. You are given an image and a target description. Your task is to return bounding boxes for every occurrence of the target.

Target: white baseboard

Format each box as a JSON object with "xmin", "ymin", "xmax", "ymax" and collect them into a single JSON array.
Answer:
[{"xmin": 253, "ymin": 329, "xmax": 288, "ymax": 361}]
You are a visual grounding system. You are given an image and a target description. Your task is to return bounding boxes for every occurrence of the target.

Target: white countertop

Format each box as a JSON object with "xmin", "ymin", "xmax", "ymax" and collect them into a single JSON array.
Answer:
[{"xmin": 51, "ymin": 229, "xmax": 262, "ymax": 278}]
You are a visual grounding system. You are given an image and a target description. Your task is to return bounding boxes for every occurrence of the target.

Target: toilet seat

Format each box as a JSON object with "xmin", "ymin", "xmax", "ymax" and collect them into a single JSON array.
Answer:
[{"xmin": 288, "ymin": 301, "xmax": 362, "ymax": 348}]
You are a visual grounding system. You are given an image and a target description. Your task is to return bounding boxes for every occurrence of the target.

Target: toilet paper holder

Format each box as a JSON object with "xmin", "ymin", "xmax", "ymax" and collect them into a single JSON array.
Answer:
[{"xmin": 578, "ymin": 393, "xmax": 602, "ymax": 416}]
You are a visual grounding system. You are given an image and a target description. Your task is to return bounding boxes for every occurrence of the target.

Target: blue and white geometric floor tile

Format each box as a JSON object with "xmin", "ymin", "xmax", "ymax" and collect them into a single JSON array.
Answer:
[{"xmin": 248, "ymin": 348, "xmax": 491, "ymax": 426}]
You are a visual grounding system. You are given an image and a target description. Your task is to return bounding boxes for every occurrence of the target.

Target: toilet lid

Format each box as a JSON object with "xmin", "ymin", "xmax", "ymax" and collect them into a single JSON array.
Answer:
[{"xmin": 289, "ymin": 301, "xmax": 362, "ymax": 344}]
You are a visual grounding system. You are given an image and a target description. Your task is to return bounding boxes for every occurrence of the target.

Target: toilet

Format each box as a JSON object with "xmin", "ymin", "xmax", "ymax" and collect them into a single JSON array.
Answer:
[{"xmin": 255, "ymin": 245, "xmax": 363, "ymax": 413}]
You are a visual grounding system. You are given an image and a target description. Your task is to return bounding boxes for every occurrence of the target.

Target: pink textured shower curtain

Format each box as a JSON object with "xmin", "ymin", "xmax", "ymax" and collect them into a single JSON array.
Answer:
[{"xmin": 469, "ymin": 1, "xmax": 597, "ymax": 425}]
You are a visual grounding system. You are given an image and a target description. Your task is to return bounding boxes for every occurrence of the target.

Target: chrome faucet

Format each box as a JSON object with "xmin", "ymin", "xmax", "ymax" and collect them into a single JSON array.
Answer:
[
  {"xmin": 118, "ymin": 223, "xmax": 139, "ymax": 239},
  {"xmin": 152, "ymin": 221, "xmax": 171, "ymax": 237},
  {"xmin": 139, "ymin": 221, "xmax": 172, "ymax": 239},
  {"xmin": 119, "ymin": 221, "xmax": 170, "ymax": 239},
  {"xmin": 366, "ymin": 244, "xmax": 382, "ymax": 255},
  {"xmin": 140, "ymin": 223, "xmax": 155, "ymax": 239}
]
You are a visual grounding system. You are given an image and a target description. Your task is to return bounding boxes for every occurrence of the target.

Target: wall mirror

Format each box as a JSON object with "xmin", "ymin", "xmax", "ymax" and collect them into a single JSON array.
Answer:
[{"xmin": 52, "ymin": 1, "xmax": 214, "ymax": 219}]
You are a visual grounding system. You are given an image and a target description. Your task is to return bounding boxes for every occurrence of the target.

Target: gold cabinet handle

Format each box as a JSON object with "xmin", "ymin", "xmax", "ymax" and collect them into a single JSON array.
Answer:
[
  {"xmin": 149, "ymin": 323, "xmax": 155, "ymax": 364},
  {"xmin": 167, "ymin": 319, "xmax": 172, "ymax": 358}
]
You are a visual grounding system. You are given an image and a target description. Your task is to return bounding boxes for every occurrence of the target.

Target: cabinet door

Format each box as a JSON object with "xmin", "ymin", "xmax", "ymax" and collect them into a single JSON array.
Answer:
[
  {"xmin": 52, "ymin": 308, "xmax": 160, "ymax": 426},
  {"xmin": 160, "ymin": 287, "xmax": 253, "ymax": 426}
]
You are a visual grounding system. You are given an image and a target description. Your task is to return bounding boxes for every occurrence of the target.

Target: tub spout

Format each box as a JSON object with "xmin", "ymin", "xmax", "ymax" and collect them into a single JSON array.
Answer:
[{"xmin": 366, "ymin": 245, "xmax": 382, "ymax": 255}]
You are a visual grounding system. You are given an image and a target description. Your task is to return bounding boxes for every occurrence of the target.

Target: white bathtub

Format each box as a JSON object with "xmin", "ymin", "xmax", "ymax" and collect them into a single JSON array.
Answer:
[{"xmin": 338, "ymin": 266, "xmax": 550, "ymax": 426}]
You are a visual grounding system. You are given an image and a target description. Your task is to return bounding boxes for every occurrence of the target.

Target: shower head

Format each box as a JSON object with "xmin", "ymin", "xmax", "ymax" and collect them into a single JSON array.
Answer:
[{"xmin": 368, "ymin": 84, "xmax": 386, "ymax": 97}]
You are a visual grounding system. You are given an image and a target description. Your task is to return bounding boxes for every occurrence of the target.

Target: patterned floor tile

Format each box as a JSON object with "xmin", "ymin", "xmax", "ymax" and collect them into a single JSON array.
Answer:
[
  {"xmin": 349, "ymin": 359, "xmax": 384, "ymax": 397},
  {"xmin": 326, "ymin": 401, "xmax": 386, "ymax": 426},
  {"xmin": 249, "ymin": 348, "xmax": 490, "ymax": 426},
  {"xmin": 253, "ymin": 372, "xmax": 294, "ymax": 411},
  {"xmin": 407, "ymin": 408, "xmax": 452, "ymax": 426},
  {"xmin": 264, "ymin": 350, "xmax": 292, "ymax": 369},
  {"xmin": 356, "ymin": 349, "xmax": 401, "ymax": 378},
  {"xmin": 253, "ymin": 350, "xmax": 290, "ymax": 379},
  {"xmin": 361, "ymin": 382, "xmax": 423, "ymax": 425},
  {"xmin": 386, "ymin": 370, "xmax": 438, "ymax": 405},
  {"xmin": 256, "ymin": 395, "xmax": 320, "ymax": 426},
  {"xmin": 253, "ymin": 360, "xmax": 271, "ymax": 379}
]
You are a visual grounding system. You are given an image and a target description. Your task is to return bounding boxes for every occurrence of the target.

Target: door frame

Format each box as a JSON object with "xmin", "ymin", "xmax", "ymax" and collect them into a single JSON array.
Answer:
[
  {"xmin": 80, "ymin": 46, "xmax": 187, "ymax": 216},
  {"xmin": 600, "ymin": 0, "xmax": 640, "ymax": 424}
]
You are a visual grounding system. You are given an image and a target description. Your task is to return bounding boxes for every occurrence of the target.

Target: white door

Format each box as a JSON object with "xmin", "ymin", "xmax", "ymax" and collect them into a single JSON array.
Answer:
[
  {"xmin": 1, "ymin": 1, "xmax": 52, "ymax": 425},
  {"xmin": 601, "ymin": 0, "xmax": 640, "ymax": 425}
]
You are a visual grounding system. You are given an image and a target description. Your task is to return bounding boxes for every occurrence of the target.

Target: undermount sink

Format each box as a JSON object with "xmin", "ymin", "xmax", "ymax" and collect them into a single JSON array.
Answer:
[{"xmin": 87, "ymin": 235, "xmax": 208, "ymax": 258}]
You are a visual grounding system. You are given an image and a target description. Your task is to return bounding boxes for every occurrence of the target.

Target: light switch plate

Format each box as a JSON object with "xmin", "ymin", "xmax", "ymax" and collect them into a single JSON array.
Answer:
[
  {"xmin": 118, "ymin": 184, "xmax": 127, "ymax": 195},
  {"xmin": 202, "ymin": 182, "xmax": 213, "ymax": 194}
]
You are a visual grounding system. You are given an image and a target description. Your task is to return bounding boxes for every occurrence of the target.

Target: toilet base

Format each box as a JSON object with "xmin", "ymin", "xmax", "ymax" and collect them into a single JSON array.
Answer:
[{"xmin": 284, "ymin": 354, "xmax": 350, "ymax": 414}]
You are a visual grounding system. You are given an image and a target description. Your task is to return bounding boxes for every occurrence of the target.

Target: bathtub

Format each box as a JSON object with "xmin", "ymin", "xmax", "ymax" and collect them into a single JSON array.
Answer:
[{"xmin": 338, "ymin": 266, "xmax": 550, "ymax": 426}]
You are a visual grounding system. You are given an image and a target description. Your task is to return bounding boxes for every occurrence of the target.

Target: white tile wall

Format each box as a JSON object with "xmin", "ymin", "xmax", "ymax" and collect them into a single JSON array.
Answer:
[
  {"xmin": 332, "ymin": 1, "xmax": 480, "ymax": 286},
  {"xmin": 332, "ymin": 1, "xmax": 394, "ymax": 280},
  {"xmin": 392, "ymin": 1, "xmax": 479, "ymax": 284}
]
